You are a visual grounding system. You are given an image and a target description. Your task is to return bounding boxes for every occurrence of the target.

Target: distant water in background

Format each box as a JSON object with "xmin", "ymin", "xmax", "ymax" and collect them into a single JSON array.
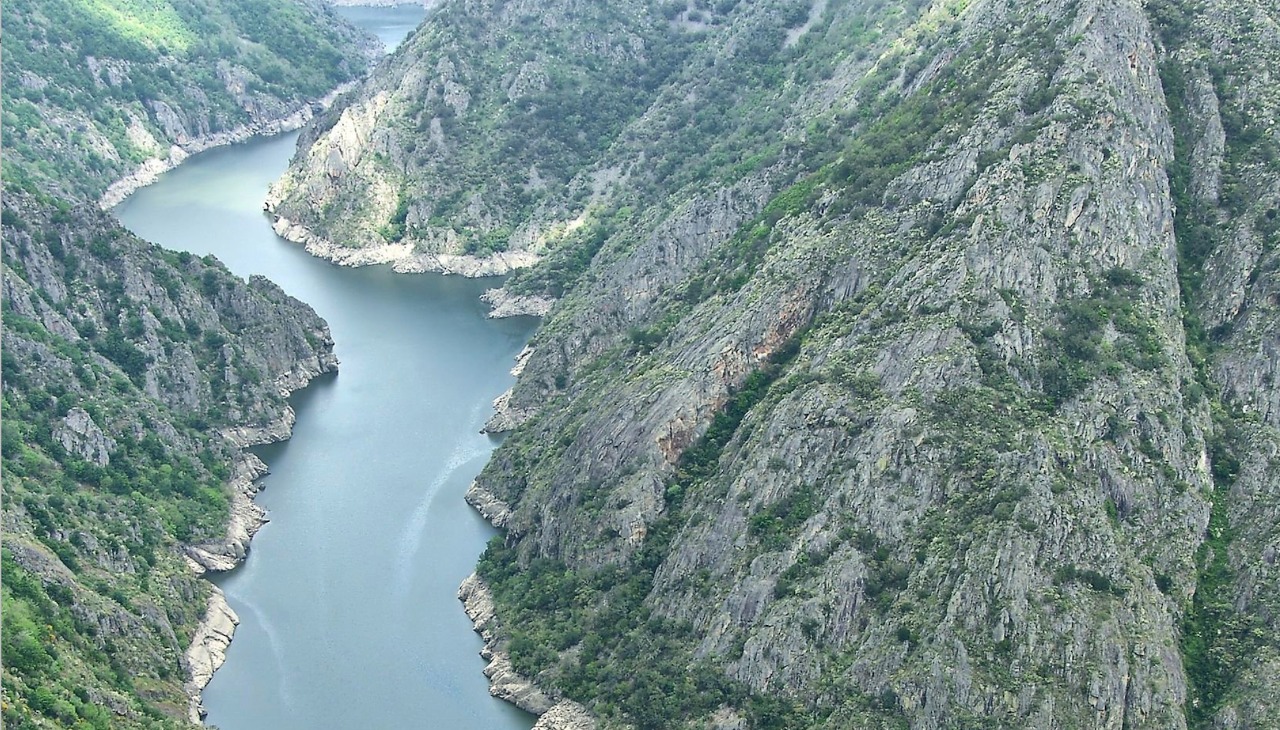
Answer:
[
  {"xmin": 114, "ymin": 6, "xmax": 537, "ymax": 729},
  {"xmin": 334, "ymin": 4, "xmax": 428, "ymax": 53}
]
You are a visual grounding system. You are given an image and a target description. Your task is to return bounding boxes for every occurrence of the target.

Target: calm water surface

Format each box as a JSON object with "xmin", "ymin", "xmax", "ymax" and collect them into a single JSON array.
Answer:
[
  {"xmin": 114, "ymin": 8, "xmax": 535, "ymax": 729},
  {"xmin": 335, "ymin": 4, "xmax": 428, "ymax": 52}
]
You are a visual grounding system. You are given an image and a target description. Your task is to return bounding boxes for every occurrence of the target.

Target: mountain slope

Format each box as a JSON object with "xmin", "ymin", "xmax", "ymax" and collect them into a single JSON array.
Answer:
[
  {"xmin": 1, "ymin": 0, "xmax": 377, "ymax": 206},
  {"xmin": 265, "ymin": 0, "xmax": 698, "ymax": 273},
  {"xmin": 275, "ymin": 0, "xmax": 1279, "ymax": 727},
  {"xmin": 1, "ymin": 187, "xmax": 337, "ymax": 727}
]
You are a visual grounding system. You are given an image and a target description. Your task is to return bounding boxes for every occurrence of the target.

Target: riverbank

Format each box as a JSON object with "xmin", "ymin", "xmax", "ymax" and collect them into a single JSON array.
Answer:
[
  {"xmin": 458, "ymin": 573, "xmax": 597, "ymax": 730},
  {"xmin": 459, "ymin": 472, "xmax": 596, "ymax": 729},
  {"xmin": 267, "ymin": 212, "xmax": 556, "ymax": 315},
  {"xmin": 99, "ymin": 83, "xmax": 360, "ymax": 210},
  {"xmin": 97, "ymin": 40, "xmax": 360, "ymax": 726},
  {"xmin": 266, "ymin": 213, "xmax": 543, "ymax": 278},
  {"xmin": 116, "ymin": 115, "xmax": 539, "ymax": 726}
]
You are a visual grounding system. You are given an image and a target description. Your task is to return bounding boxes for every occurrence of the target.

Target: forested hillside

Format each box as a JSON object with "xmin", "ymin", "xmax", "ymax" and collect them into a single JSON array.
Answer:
[
  {"xmin": 2, "ymin": 0, "xmax": 376, "ymax": 204},
  {"xmin": 1, "ymin": 1, "xmax": 371, "ymax": 726},
  {"xmin": 277, "ymin": 0, "xmax": 1280, "ymax": 727}
]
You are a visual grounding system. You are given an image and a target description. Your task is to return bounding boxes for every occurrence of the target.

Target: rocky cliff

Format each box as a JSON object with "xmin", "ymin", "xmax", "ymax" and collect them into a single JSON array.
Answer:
[
  {"xmin": 266, "ymin": 0, "xmax": 697, "ymax": 273},
  {"xmin": 280, "ymin": 0, "xmax": 1279, "ymax": 727}
]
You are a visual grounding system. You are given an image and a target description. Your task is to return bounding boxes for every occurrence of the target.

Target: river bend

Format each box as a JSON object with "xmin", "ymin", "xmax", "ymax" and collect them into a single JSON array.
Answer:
[{"xmin": 115, "ymin": 7, "xmax": 536, "ymax": 728}]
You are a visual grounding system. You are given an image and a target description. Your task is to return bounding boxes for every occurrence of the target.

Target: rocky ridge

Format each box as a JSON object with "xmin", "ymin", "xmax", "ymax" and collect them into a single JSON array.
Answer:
[
  {"xmin": 276, "ymin": 0, "xmax": 1280, "ymax": 727},
  {"xmin": 3, "ymin": 0, "xmax": 378, "ymax": 205}
]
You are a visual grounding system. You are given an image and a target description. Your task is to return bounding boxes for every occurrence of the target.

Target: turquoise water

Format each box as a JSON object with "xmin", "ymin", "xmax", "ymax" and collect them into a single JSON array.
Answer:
[{"xmin": 114, "ymin": 8, "xmax": 536, "ymax": 728}]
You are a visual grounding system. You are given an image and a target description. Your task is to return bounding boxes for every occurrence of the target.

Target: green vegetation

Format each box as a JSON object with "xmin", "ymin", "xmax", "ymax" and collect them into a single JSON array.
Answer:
[
  {"xmin": 1, "ymin": 553, "xmax": 159, "ymax": 730},
  {"xmin": 505, "ymin": 208, "xmax": 625, "ymax": 297},
  {"xmin": 1, "ymin": 0, "xmax": 370, "ymax": 201},
  {"xmin": 480, "ymin": 334, "xmax": 812, "ymax": 728},
  {"xmin": 1040, "ymin": 270, "xmax": 1165, "ymax": 405},
  {"xmin": 0, "ymin": 182, "xmax": 337, "ymax": 726},
  {"xmin": 749, "ymin": 484, "xmax": 820, "ymax": 551},
  {"xmin": 1179, "ymin": 418, "xmax": 1256, "ymax": 728},
  {"xmin": 1150, "ymin": 3, "xmax": 1278, "ymax": 725},
  {"xmin": 380, "ymin": 188, "xmax": 412, "ymax": 243},
  {"xmin": 365, "ymin": 0, "xmax": 696, "ymax": 255}
]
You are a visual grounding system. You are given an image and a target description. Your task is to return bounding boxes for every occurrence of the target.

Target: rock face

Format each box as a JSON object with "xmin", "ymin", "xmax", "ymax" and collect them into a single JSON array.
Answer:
[
  {"xmin": 183, "ymin": 588, "xmax": 239, "ymax": 722},
  {"xmin": 100, "ymin": 82, "xmax": 362, "ymax": 209},
  {"xmin": 267, "ymin": 0, "xmax": 696, "ymax": 276},
  {"xmin": 530, "ymin": 701, "xmax": 598, "ymax": 730},
  {"xmin": 274, "ymin": 0, "xmax": 1276, "ymax": 726}
]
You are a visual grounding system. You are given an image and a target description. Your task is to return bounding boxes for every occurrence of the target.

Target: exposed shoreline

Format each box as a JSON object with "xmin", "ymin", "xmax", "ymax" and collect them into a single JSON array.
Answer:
[
  {"xmin": 458, "ymin": 571, "xmax": 597, "ymax": 730},
  {"xmin": 179, "ymin": 364, "xmax": 337, "ymax": 722},
  {"xmin": 266, "ymin": 213, "xmax": 544, "ymax": 279},
  {"xmin": 266, "ymin": 213, "xmax": 557, "ymax": 317},
  {"xmin": 99, "ymin": 82, "xmax": 358, "ymax": 211}
]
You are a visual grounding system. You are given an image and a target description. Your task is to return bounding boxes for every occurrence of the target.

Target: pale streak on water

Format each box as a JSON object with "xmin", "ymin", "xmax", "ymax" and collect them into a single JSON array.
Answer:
[{"xmin": 394, "ymin": 401, "xmax": 489, "ymax": 603}]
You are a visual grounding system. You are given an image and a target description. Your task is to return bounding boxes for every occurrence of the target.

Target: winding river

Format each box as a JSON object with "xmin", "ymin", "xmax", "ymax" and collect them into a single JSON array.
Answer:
[{"xmin": 115, "ymin": 7, "xmax": 537, "ymax": 729}]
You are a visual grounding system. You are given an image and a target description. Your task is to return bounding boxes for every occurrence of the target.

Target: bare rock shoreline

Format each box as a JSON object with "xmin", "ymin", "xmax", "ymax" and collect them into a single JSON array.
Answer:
[
  {"xmin": 178, "ymin": 355, "xmax": 335, "ymax": 721},
  {"xmin": 266, "ymin": 213, "xmax": 543, "ymax": 279},
  {"xmin": 99, "ymin": 83, "xmax": 358, "ymax": 210}
]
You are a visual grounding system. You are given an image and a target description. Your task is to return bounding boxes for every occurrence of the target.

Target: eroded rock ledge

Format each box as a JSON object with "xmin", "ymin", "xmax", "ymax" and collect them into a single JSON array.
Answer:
[
  {"xmin": 182, "ymin": 589, "xmax": 238, "ymax": 722},
  {"xmin": 458, "ymin": 573, "xmax": 596, "ymax": 730},
  {"xmin": 481, "ymin": 288, "xmax": 556, "ymax": 319},
  {"xmin": 464, "ymin": 481, "xmax": 514, "ymax": 529},
  {"xmin": 483, "ymin": 346, "xmax": 539, "ymax": 434}
]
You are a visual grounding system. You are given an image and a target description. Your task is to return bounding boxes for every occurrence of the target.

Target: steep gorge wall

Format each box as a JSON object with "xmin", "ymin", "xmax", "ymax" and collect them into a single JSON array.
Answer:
[
  {"xmin": 1, "ymin": 189, "xmax": 338, "ymax": 726},
  {"xmin": 451, "ymin": 0, "xmax": 1277, "ymax": 727},
  {"xmin": 268, "ymin": 0, "xmax": 1280, "ymax": 726}
]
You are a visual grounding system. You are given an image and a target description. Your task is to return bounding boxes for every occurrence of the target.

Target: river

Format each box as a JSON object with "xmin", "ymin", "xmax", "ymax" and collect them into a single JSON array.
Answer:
[{"xmin": 113, "ymin": 7, "xmax": 538, "ymax": 729}]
